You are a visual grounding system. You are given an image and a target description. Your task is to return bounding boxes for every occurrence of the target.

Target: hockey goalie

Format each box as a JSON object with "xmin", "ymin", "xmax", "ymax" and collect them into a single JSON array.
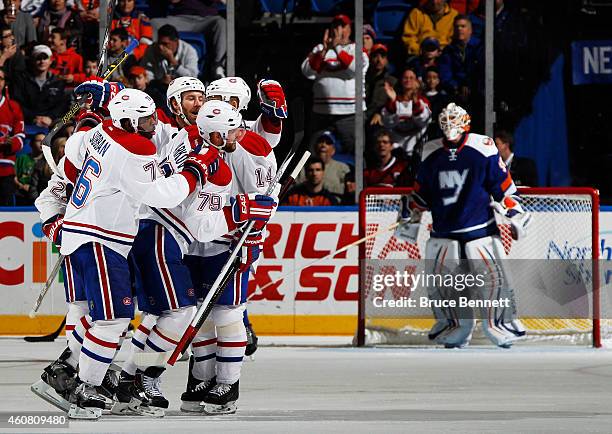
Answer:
[{"xmin": 395, "ymin": 103, "xmax": 532, "ymax": 348}]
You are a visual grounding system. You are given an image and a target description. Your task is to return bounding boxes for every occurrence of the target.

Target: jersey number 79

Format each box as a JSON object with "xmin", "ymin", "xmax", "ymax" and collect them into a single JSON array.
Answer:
[{"xmin": 71, "ymin": 157, "xmax": 101, "ymax": 208}]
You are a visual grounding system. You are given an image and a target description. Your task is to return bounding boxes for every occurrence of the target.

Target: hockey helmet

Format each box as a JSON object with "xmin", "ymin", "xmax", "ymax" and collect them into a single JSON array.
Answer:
[
  {"xmin": 196, "ymin": 100, "xmax": 243, "ymax": 149},
  {"xmin": 166, "ymin": 76, "xmax": 206, "ymax": 124},
  {"xmin": 108, "ymin": 88, "xmax": 157, "ymax": 132},
  {"xmin": 205, "ymin": 77, "xmax": 251, "ymax": 112},
  {"xmin": 439, "ymin": 103, "xmax": 471, "ymax": 142}
]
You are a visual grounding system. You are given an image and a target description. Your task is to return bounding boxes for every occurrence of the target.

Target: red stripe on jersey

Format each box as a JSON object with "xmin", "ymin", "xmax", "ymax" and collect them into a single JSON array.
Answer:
[
  {"xmin": 94, "ymin": 243, "xmax": 113, "ymax": 319},
  {"xmin": 152, "ymin": 326, "xmax": 179, "ymax": 345},
  {"xmin": 85, "ymin": 330, "xmax": 118, "ymax": 348},
  {"xmin": 64, "ymin": 220, "xmax": 135, "ymax": 239},
  {"xmin": 137, "ymin": 324, "xmax": 151, "ymax": 335},
  {"xmin": 239, "ymin": 131, "xmax": 272, "ymax": 157},
  {"xmin": 217, "ymin": 340, "xmax": 247, "ymax": 347},
  {"xmin": 192, "ymin": 338, "xmax": 217, "ymax": 347},
  {"xmin": 80, "ymin": 315, "xmax": 92, "ymax": 330},
  {"xmin": 155, "ymin": 226, "xmax": 178, "ymax": 309},
  {"xmin": 65, "ymin": 325, "xmax": 75, "ymax": 331},
  {"xmin": 101, "ymin": 120, "xmax": 156, "ymax": 156},
  {"xmin": 65, "ymin": 255, "xmax": 75, "ymax": 302}
]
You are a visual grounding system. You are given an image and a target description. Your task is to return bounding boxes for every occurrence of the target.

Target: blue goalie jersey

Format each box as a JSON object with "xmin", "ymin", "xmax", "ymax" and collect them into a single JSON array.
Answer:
[{"xmin": 413, "ymin": 133, "xmax": 517, "ymax": 242}]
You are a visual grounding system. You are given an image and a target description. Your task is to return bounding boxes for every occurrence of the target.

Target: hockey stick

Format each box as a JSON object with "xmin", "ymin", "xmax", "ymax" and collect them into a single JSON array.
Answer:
[
  {"xmin": 29, "ymin": 254, "xmax": 65, "ymax": 318},
  {"xmin": 247, "ymin": 221, "xmax": 401, "ymax": 302},
  {"xmin": 42, "ymin": 33, "xmax": 137, "ymax": 174},
  {"xmin": 24, "ymin": 316, "xmax": 66, "ymax": 342}
]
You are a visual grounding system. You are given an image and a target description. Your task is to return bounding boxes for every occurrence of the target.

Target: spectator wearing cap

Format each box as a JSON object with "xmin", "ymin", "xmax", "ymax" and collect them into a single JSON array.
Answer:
[
  {"xmin": 283, "ymin": 157, "xmax": 340, "ymax": 206},
  {"xmin": 37, "ymin": 0, "xmax": 84, "ymax": 52},
  {"xmin": 295, "ymin": 132, "xmax": 350, "ymax": 195},
  {"xmin": 112, "ymin": 0, "xmax": 153, "ymax": 60},
  {"xmin": 423, "ymin": 66, "xmax": 450, "ymax": 139},
  {"xmin": 49, "ymin": 27, "xmax": 83, "ymax": 86},
  {"xmin": 127, "ymin": 65, "xmax": 166, "ymax": 113},
  {"xmin": 12, "ymin": 44, "xmax": 67, "ymax": 127},
  {"xmin": 1, "ymin": 0, "xmax": 36, "ymax": 48},
  {"xmin": 150, "ymin": 0, "xmax": 226, "ymax": 80},
  {"xmin": 140, "ymin": 24, "xmax": 198, "ymax": 93},
  {"xmin": 0, "ymin": 23, "xmax": 26, "ymax": 84},
  {"xmin": 366, "ymin": 43, "xmax": 397, "ymax": 126},
  {"xmin": 363, "ymin": 24, "xmax": 376, "ymax": 55},
  {"xmin": 402, "ymin": 0, "xmax": 458, "ymax": 57},
  {"xmin": 438, "ymin": 15, "xmax": 483, "ymax": 112},
  {"xmin": 301, "ymin": 14, "xmax": 369, "ymax": 154},
  {"xmin": 371, "ymin": 67, "xmax": 431, "ymax": 156},
  {"xmin": 406, "ymin": 36, "xmax": 441, "ymax": 81}
]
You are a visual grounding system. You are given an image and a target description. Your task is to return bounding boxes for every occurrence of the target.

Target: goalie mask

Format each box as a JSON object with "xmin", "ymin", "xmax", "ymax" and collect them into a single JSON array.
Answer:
[
  {"xmin": 439, "ymin": 103, "xmax": 471, "ymax": 142},
  {"xmin": 108, "ymin": 88, "xmax": 157, "ymax": 134},
  {"xmin": 196, "ymin": 100, "xmax": 243, "ymax": 150},
  {"xmin": 205, "ymin": 77, "xmax": 251, "ymax": 112},
  {"xmin": 166, "ymin": 76, "xmax": 205, "ymax": 126}
]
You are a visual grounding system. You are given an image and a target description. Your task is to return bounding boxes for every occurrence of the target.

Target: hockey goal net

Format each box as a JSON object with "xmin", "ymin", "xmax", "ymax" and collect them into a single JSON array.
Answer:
[{"xmin": 357, "ymin": 187, "xmax": 607, "ymax": 347}]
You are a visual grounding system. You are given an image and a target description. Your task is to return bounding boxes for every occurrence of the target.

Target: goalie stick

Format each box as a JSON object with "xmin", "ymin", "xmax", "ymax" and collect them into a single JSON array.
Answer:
[{"xmin": 42, "ymin": 29, "xmax": 137, "ymax": 174}]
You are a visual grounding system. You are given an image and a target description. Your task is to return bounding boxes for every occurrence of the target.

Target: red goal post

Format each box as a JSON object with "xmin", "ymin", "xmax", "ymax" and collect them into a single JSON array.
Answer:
[{"xmin": 357, "ymin": 187, "xmax": 601, "ymax": 347}]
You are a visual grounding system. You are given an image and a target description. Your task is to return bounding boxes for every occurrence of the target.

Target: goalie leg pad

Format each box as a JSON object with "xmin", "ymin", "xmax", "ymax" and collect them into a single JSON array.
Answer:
[
  {"xmin": 213, "ymin": 304, "xmax": 247, "ymax": 385},
  {"xmin": 464, "ymin": 236, "xmax": 523, "ymax": 347}
]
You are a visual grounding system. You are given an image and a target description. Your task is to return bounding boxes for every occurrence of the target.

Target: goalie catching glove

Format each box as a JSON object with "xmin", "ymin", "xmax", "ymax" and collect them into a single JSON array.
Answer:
[
  {"xmin": 394, "ymin": 195, "xmax": 422, "ymax": 243},
  {"xmin": 74, "ymin": 78, "xmax": 124, "ymax": 110},
  {"xmin": 490, "ymin": 196, "xmax": 532, "ymax": 240},
  {"xmin": 42, "ymin": 214, "xmax": 63, "ymax": 248},
  {"xmin": 258, "ymin": 79, "xmax": 287, "ymax": 119}
]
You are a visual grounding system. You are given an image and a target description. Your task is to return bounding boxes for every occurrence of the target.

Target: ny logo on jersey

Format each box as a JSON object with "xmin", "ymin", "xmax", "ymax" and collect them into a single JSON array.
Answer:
[{"xmin": 439, "ymin": 169, "xmax": 469, "ymax": 205}]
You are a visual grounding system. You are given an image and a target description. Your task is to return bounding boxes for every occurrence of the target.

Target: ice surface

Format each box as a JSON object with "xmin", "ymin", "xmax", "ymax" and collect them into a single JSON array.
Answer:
[{"xmin": 1, "ymin": 337, "xmax": 612, "ymax": 433}]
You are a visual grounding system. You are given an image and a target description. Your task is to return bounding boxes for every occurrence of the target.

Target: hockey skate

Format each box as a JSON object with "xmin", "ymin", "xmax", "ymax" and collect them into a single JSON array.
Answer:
[
  {"xmin": 111, "ymin": 372, "xmax": 164, "ymax": 417},
  {"xmin": 138, "ymin": 367, "xmax": 169, "ymax": 409},
  {"xmin": 202, "ymin": 381, "xmax": 239, "ymax": 415},
  {"xmin": 245, "ymin": 322, "xmax": 258, "ymax": 358},
  {"xmin": 31, "ymin": 379, "xmax": 103, "ymax": 420},
  {"xmin": 428, "ymin": 319, "xmax": 456, "ymax": 341},
  {"xmin": 180, "ymin": 367, "xmax": 216, "ymax": 413},
  {"xmin": 98, "ymin": 369, "xmax": 119, "ymax": 410}
]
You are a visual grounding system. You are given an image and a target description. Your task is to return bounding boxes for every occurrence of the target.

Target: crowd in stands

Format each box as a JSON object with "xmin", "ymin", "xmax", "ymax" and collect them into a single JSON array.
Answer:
[{"xmin": 0, "ymin": 0, "xmax": 537, "ymax": 207}]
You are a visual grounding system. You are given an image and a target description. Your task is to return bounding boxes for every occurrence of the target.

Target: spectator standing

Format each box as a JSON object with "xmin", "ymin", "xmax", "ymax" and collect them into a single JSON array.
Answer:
[
  {"xmin": 1, "ymin": 0, "xmax": 36, "ymax": 48},
  {"xmin": 112, "ymin": 0, "xmax": 153, "ymax": 60},
  {"xmin": 406, "ymin": 36, "xmax": 442, "ymax": 81},
  {"xmin": 364, "ymin": 130, "xmax": 412, "ymax": 188},
  {"xmin": 12, "ymin": 44, "xmax": 67, "ymax": 127},
  {"xmin": 0, "ymin": 23, "xmax": 25, "ymax": 83},
  {"xmin": 150, "ymin": 0, "xmax": 226, "ymax": 80},
  {"xmin": 423, "ymin": 66, "xmax": 450, "ymax": 139},
  {"xmin": 402, "ymin": 0, "xmax": 458, "ymax": 57},
  {"xmin": 140, "ymin": 24, "xmax": 198, "ymax": 92},
  {"xmin": 0, "ymin": 65, "xmax": 23, "ymax": 205},
  {"xmin": 494, "ymin": 129, "xmax": 538, "ymax": 186},
  {"xmin": 363, "ymin": 24, "xmax": 376, "ymax": 56},
  {"xmin": 36, "ymin": 0, "xmax": 84, "ymax": 51},
  {"xmin": 283, "ymin": 157, "xmax": 340, "ymax": 206},
  {"xmin": 296, "ymin": 132, "xmax": 350, "ymax": 196},
  {"xmin": 372, "ymin": 68, "xmax": 431, "ymax": 156},
  {"xmin": 14, "ymin": 131, "xmax": 43, "ymax": 205},
  {"xmin": 365, "ymin": 43, "xmax": 396, "ymax": 125},
  {"xmin": 49, "ymin": 27, "xmax": 83, "ymax": 86},
  {"xmin": 301, "ymin": 14, "xmax": 369, "ymax": 154}
]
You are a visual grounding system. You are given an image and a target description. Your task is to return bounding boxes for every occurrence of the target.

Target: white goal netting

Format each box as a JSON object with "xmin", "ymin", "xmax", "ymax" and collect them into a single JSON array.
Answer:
[{"xmin": 359, "ymin": 187, "xmax": 610, "ymax": 347}]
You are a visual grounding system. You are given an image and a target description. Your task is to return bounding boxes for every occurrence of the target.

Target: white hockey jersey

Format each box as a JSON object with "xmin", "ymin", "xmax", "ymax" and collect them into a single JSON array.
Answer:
[
  {"xmin": 60, "ymin": 120, "xmax": 193, "ymax": 258},
  {"xmin": 34, "ymin": 157, "xmax": 69, "ymax": 222}
]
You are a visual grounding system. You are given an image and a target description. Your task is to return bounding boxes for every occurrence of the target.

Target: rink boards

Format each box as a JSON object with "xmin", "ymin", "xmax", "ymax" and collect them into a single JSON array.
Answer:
[{"xmin": 1, "ymin": 206, "xmax": 611, "ymax": 336}]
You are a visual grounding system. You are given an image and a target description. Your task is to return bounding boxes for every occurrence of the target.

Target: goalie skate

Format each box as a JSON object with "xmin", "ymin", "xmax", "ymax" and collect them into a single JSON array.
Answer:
[
  {"xmin": 30, "ymin": 379, "xmax": 102, "ymax": 420},
  {"xmin": 203, "ymin": 381, "xmax": 238, "ymax": 415}
]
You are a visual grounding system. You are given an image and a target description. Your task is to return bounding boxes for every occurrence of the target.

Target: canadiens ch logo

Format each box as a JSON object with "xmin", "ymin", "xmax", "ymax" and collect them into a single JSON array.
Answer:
[{"xmin": 122, "ymin": 297, "xmax": 132, "ymax": 306}]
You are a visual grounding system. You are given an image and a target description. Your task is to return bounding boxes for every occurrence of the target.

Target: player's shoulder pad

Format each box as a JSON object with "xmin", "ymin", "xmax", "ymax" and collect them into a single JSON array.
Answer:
[
  {"xmin": 239, "ymin": 130, "xmax": 272, "ymax": 157},
  {"xmin": 465, "ymin": 133, "xmax": 498, "ymax": 158},
  {"xmin": 102, "ymin": 120, "xmax": 156, "ymax": 156},
  {"xmin": 207, "ymin": 156, "xmax": 232, "ymax": 187}
]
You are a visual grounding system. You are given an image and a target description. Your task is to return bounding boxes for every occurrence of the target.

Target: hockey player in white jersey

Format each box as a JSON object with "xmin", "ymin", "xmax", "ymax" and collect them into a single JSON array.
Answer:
[
  {"xmin": 31, "ymin": 88, "xmax": 221, "ymax": 419},
  {"xmin": 396, "ymin": 103, "xmax": 531, "ymax": 348}
]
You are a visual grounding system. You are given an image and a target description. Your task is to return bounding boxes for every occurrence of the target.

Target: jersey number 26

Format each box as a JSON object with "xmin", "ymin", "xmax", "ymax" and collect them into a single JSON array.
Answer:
[{"xmin": 71, "ymin": 157, "xmax": 101, "ymax": 208}]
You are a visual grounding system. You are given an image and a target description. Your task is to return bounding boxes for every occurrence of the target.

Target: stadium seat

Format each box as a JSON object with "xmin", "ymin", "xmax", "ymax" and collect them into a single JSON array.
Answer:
[
  {"xmin": 310, "ymin": 0, "xmax": 342, "ymax": 13},
  {"xmin": 334, "ymin": 153, "xmax": 355, "ymax": 166},
  {"xmin": 259, "ymin": 0, "xmax": 295, "ymax": 13},
  {"xmin": 373, "ymin": 1, "xmax": 413, "ymax": 43},
  {"xmin": 178, "ymin": 32, "xmax": 207, "ymax": 76}
]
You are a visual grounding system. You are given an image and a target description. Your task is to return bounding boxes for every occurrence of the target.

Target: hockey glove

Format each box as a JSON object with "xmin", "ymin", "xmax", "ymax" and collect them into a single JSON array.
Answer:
[
  {"xmin": 228, "ymin": 193, "xmax": 276, "ymax": 232},
  {"xmin": 258, "ymin": 79, "xmax": 288, "ymax": 119},
  {"xmin": 490, "ymin": 196, "xmax": 532, "ymax": 240},
  {"xmin": 234, "ymin": 242, "xmax": 261, "ymax": 273},
  {"xmin": 74, "ymin": 78, "xmax": 125, "ymax": 110},
  {"xmin": 185, "ymin": 124, "xmax": 203, "ymax": 152},
  {"xmin": 394, "ymin": 195, "xmax": 421, "ymax": 243},
  {"xmin": 42, "ymin": 214, "xmax": 64, "ymax": 248},
  {"xmin": 181, "ymin": 148, "xmax": 220, "ymax": 188}
]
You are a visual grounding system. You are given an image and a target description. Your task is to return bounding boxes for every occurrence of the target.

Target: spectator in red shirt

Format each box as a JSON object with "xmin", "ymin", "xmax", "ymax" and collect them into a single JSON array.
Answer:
[
  {"xmin": 283, "ymin": 157, "xmax": 340, "ymax": 206},
  {"xmin": 364, "ymin": 130, "xmax": 412, "ymax": 187},
  {"xmin": 49, "ymin": 27, "xmax": 83, "ymax": 85},
  {"xmin": 0, "ymin": 66, "xmax": 24, "ymax": 205}
]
